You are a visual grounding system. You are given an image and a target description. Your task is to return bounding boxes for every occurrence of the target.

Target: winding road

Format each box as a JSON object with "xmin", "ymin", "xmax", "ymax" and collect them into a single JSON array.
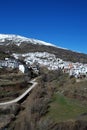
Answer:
[{"xmin": 0, "ymin": 79, "xmax": 37, "ymax": 106}]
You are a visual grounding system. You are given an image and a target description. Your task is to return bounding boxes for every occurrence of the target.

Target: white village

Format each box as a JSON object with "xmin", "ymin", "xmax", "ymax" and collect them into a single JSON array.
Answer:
[
  {"xmin": 0, "ymin": 52, "xmax": 87, "ymax": 79},
  {"xmin": 11, "ymin": 52, "xmax": 87, "ymax": 78}
]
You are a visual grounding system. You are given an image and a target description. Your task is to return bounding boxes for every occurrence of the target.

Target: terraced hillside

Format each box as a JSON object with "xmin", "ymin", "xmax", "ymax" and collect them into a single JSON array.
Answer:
[{"xmin": 0, "ymin": 70, "xmax": 30, "ymax": 102}]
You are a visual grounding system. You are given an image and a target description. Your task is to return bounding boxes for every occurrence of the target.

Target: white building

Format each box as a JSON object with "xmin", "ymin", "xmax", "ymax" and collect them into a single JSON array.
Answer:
[{"xmin": 19, "ymin": 64, "xmax": 25, "ymax": 73}]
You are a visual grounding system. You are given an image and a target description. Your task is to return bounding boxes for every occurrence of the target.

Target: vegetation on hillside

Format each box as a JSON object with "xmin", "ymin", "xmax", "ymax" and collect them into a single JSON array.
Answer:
[
  {"xmin": 0, "ymin": 51, "xmax": 10, "ymax": 60},
  {"xmin": 8, "ymin": 68, "xmax": 87, "ymax": 130}
]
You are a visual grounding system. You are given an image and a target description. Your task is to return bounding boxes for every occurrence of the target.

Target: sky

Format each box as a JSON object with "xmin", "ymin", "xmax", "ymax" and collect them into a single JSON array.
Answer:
[{"xmin": 0, "ymin": 0, "xmax": 87, "ymax": 53}]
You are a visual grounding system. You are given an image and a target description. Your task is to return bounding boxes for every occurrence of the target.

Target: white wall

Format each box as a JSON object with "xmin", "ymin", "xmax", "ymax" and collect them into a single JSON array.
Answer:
[{"xmin": 19, "ymin": 64, "xmax": 25, "ymax": 73}]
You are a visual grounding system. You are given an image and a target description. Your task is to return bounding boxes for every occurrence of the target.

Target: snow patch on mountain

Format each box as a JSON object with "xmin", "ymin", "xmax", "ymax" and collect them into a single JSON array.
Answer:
[
  {"xmin": 0, "ymin": 34, "xmax": 65, "ymax": 49},
  {"xmin": 0, "ymin": 34, "xmax": 29, "ymax": 45}
]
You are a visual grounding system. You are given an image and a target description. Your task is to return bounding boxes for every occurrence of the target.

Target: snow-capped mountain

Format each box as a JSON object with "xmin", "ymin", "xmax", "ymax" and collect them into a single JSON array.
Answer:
[
  {"xmin": 0, "ymin": 34, "xmax": 57, "ymax": 47},
  {"xmin": 0, "ymin": 34, "xmax": 29, "ymax": 43},
  {"xmin": 0, "ymin": 34, "xmax": 87, "ymax": 63}
]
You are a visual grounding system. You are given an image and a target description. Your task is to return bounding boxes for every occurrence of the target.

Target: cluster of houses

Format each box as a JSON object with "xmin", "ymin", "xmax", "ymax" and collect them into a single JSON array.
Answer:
[
  {"xmin": 12, "ymin": 52, "xmax": 87, "ymax": 79},
  {"xmin": 61, "ymin": 61, "xmax": 87, "ymax": 78},
  {"xmin": 0, "ymin": 58, "xmax": 26, "ymax": 74},
  {"xmin": 1, "ymin": 52, "xmax": 87, "ymax": 79},
  {"xmin": 0, "ymin": 58, "xmax": 19, "ymax": 69},
  {"xmin": 0, "ymin": 57, "xmax": 40, "ymax": 75}
]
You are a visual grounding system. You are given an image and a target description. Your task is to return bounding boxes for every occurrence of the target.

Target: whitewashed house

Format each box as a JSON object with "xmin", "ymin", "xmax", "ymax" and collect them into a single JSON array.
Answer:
[{"xmin": 19, "ymin": 64, "xmax": 25, "ymax": 73}]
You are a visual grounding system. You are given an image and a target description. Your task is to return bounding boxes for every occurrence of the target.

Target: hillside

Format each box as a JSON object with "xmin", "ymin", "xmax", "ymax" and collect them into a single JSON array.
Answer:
[
  {"xmin": 7, "ymin": 70, "xmax": 87, "ymax": 130},
  {"xmin": 0, "ymin": 34, "xmax": 87, "ymax": 63},
  {"xmin": 0, "ymin": 43, "xmax": 87, "ymax": 63},
  {"xmin": 0, "ymin": 34, "xmax": 87, "ymax": 130},
  {"xmin": 0, "ymin": 51, "xmax": 10, "ymax": 60}
]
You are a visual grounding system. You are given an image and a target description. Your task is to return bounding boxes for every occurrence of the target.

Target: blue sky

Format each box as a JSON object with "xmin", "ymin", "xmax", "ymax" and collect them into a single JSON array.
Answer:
[{"xmin": 0, "ymin": 0, "xmax": 87, "ymax": 53}]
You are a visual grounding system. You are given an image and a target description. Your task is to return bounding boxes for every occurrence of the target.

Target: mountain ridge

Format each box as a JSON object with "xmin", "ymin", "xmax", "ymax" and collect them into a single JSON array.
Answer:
[
  {"xmin": 0, "ymin": 34, "xmax": 84, "ymax": 54},
  {"xmin": 0, "ymin": 34, "xmax": 58, "ymax": 48}
]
